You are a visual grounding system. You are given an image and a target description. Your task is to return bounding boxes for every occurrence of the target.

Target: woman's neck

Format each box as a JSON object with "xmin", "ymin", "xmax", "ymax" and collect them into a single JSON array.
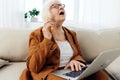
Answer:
[
  {"xmin": 52, "ymin": 24, "xmax": 66, "ymax": 41},
  {"xmin": 53, "ymin": 22, "xmax": 63, "ymax": 31},
  {"xmin": 52, "ymin": 19, "xmax": 64, "ymax": 30}
]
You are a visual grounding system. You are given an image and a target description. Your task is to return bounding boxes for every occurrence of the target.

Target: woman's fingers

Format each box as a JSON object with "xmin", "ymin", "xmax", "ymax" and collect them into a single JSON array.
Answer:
[
  {"xmin": 64, "ymin": 64, "xmax": 69, "ymax": 69},
  {"xmin": 74, "ymin": 62, "xmax": 79, "ymax": 71},
  {"xmin": 78, "ymin": 64, "xmax": 82, "ymax": 71},
  {"xmin": 64, "ymin": 60, "xmax": 86, "ymax": 71},
  {"xmin": 79, "ymin": 62, "xmax": 86, "ymax": 67},
  {"xmin": 64, "ymin": 63, "xmax": 74, "ymax": 71},
  {"xmin": 64, "ymin": 62, "xmax": 75, "ymax": 71},
  {"xmin": 70, "ymin": 63, "xmax": 74, "ymax": 71}
]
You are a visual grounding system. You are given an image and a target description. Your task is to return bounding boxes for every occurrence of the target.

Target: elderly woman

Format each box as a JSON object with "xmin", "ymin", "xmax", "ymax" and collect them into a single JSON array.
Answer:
[{"xmin": 20, "ymin": 0, "xmax": 109, "ymax": 80}]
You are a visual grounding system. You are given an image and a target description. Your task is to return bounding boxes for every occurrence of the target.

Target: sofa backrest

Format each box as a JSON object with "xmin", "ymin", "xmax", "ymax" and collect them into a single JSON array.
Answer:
[
  {"xmin": 0, "ymin": 27, "xmax": 120, "ymax": 62},
  {"xmin": 70, "ymin": 27, "xmax": 120, "ymax": 62},
  {"xmin": 0, "ymin": 28, "xmax": 32, "ymax": 61}
]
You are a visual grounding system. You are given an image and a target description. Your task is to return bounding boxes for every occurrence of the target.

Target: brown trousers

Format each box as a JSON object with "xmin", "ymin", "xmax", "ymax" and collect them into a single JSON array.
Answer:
[{"xmin": 46, "ymin": 70, "xmax": 109, "ymax": 80}]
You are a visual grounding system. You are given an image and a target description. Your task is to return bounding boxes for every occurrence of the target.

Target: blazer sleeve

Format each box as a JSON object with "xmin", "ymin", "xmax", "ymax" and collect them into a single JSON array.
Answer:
[
  {"xmin": 26, "ymin": 30, "xmax": 54, "ymax": 73},
  {"xmin": 71, "ymin": 31, "xmax": 86, "ymax": 64}
]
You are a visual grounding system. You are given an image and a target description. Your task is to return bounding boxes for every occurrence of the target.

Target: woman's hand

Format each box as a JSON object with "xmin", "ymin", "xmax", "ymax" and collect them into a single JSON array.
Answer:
[
  {"xmin": 42, "ymin": 21, "xmax": 55, "ymax": 40},
  {"xmin": 64, "ymin": 60, "xmax": 86, "ymax": 71}
]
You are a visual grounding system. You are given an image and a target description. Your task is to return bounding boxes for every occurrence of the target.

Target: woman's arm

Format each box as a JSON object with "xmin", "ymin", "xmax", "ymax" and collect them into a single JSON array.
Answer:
[{"xmin": 26, "ymin": 31, "xmax": 54, "ymax": 73}]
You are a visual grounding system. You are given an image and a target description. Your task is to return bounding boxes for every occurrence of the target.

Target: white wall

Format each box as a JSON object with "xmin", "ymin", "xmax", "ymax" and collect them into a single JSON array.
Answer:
[
  {"xmin": 82, "ymin": 0, "xmax": 100, "ymax": 25},
  {"xmin": 100, "ymin": 0, "xmax": 120, "ymax": 27},
  {"xmin": 0, "ymin": 0, "xmax": 24, "ymax": 28},
  {"xmin": 82, "ymin": 0, "xmax": 120, "ymax": 28}
]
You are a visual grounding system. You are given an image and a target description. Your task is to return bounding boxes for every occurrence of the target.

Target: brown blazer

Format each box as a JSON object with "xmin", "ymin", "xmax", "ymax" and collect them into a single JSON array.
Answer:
[{"xmin": 20, "ymin": 27, "xmax": 86, "ymax": 80}]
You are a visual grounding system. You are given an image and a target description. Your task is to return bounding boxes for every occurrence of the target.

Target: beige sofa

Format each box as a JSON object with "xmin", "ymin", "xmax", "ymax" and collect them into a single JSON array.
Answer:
[{"xmin": 0, "ymin": 27, "xmax": 120, "ymax": 80}]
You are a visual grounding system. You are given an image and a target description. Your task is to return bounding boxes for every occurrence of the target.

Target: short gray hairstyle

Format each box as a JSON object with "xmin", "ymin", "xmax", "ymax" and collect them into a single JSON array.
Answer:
[{"xmin": 41, "ymin": 0, "xmax": 61, "ymax": 23}]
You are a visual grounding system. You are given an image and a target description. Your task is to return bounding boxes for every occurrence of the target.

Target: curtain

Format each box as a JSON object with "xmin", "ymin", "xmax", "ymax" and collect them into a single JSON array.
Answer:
[
  {"xmin": 0, "ymin": 0, "xmax": 120, "ymax": 28},
  {"xmin": 81, "ymin": 0, "xmax": 120, "ymax": 29}
]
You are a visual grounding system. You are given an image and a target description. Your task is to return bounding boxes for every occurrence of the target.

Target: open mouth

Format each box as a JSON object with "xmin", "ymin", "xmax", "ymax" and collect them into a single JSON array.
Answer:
[{"xmin": 59, "ymin": 11, "xmax": 64, "ymax": 15}]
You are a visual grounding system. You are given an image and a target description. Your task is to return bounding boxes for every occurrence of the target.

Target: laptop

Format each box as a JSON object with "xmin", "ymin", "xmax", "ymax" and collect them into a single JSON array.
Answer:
[{"xmin": 52, "ymin": 48, "xmax": 120, "ymax": 80}]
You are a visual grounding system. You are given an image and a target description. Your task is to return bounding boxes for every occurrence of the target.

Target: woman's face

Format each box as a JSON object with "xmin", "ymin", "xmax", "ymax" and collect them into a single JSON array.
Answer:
[{"xmin": 50, "ymin": 2, "xmax": 66, "ymax": 22}]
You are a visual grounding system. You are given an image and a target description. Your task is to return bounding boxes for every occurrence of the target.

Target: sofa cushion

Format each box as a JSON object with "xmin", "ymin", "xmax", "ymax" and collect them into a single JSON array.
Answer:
[
  {"xmin": 0, "ymin": 28, "xmax": 32, "ymax": 61},
  {"xmin": 69, "ymin": 27, "xmax": 102, "ymax": 62},
  {"xmin": 97, "ymin": 27, "xmax": 120, "ymax": 50},
  {"xmin": 0, "ymin": 62, "xmax": 26, "ymax": 80},
  {"xmin": 76, "ymin": 29, "xmax": 101, "ymax": 62},
  {"xmin": 0, "ymin": 59, "xmax": 9, "ymax": 68}
]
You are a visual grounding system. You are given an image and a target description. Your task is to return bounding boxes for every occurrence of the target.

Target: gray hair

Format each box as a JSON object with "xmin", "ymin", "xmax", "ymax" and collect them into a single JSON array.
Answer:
[{"xmin": 41, "ymin": 0, "xmax": 61, "ymax": 23}]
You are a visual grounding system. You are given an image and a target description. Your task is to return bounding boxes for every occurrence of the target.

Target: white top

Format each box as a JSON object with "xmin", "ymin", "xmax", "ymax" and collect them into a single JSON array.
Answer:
[{"xmin": 56, "ymin": 40, "xmax": 74, "ymax": 67}]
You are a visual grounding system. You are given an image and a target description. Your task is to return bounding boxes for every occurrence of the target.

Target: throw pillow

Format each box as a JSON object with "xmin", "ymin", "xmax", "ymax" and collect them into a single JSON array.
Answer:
[
  {"xmin": 105, "ymin": 56, "xmax": 120, "ymax": 80},
  {"xmin": 0, "ymin": 59, "xmax": 9, "ymax": 68}
]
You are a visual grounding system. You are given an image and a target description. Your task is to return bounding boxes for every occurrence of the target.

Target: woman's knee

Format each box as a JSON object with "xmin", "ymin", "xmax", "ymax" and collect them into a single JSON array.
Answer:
[{"xmin": 84, "ymin": 70, "xmax": 109, "ymax": 80}]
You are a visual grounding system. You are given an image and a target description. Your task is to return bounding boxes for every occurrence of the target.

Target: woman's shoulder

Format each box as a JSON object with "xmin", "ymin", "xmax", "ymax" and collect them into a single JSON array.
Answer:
[
  {"xmin": 30, "ymin": 26, "xmax": 43, "ymax": 37},
  {"xmin": 63, "ymin": 26, "xmax": 76, "ymax": 35}
]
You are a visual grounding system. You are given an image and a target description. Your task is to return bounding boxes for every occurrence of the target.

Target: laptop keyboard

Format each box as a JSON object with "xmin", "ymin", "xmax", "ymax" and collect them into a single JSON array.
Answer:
[{"xmin": 63, "ymin": 66, "xmax": 88, "ymax": 78}]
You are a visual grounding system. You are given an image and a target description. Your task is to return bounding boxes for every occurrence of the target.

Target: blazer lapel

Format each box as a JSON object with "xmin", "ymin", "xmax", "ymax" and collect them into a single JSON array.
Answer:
[
  {"xmin": 49, "ymin": 37, "xmax": 60, "ymax": 57},
  {"xmin": 63, "ymin": 27, "xmax": 78, "ymax": 57}
]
